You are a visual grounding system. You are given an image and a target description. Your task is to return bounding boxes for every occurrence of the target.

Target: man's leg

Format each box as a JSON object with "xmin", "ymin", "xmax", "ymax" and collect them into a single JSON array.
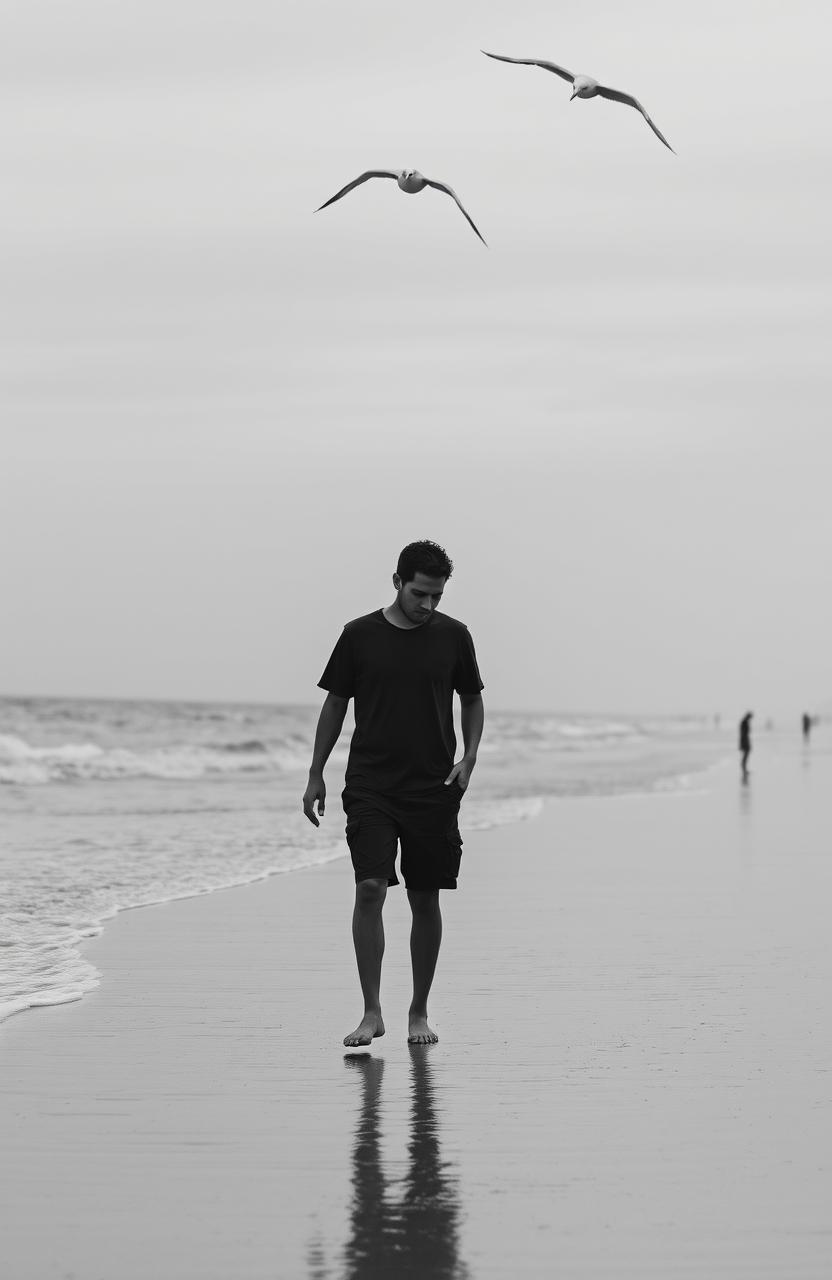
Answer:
[
  {"xmin": 344, "ymin": 877, "xmax": 388, "ymax": 1047},
  {"xmin": 407, "ymin": 888, "xmax": 442, "ymax": 1045}
]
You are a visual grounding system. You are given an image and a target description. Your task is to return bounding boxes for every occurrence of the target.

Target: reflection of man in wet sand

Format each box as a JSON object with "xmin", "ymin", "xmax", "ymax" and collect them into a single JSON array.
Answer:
[
  {"xmin": 802, "ymin": 712, "xmax": 812, "ymax": 742},
  {"xmin": 342, "ymin": 1050, "xmax": 470, "ymax": 1280},
  {"xmin": 739, "ymin": 712, "xmax": 753, "ymax": 781},
  {"xmin": 303, "ymin": 540, "xmax": 485, "ymax": 1047}
]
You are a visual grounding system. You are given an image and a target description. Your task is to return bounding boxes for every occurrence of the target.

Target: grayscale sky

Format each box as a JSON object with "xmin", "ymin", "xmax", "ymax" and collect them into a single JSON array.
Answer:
[{"xmin": 2, "ymin": 0, "xmax": 830, "ymax": 714}]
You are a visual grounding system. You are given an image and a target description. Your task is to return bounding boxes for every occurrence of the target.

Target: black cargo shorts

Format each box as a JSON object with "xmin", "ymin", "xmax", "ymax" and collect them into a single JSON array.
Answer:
[{"xmin": 342, "ymin": 782, "xmax": 464, "ymax": 890}]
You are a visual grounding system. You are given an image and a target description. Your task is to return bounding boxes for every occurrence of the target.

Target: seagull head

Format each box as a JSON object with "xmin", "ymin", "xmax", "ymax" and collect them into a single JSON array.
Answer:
[{"xmin": 570, "ymin": 77, "xmax": 595, "ymax": 100}]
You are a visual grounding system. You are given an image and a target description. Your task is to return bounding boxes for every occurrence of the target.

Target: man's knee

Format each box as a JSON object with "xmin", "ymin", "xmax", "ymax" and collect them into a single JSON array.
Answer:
[
  {"xmin": 407, "ymin": 888, "xmax": 439, "ymax": 915},
  {"xmin": 355, "ymin": 877, "xmax": 387, "ymax": 910}
]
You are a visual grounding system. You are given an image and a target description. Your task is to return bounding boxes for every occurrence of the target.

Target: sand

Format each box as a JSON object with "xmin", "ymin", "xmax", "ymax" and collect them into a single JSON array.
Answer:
[{"xmin": 2, "ymin": 742, "xmax": 832, "ymax": 1278}]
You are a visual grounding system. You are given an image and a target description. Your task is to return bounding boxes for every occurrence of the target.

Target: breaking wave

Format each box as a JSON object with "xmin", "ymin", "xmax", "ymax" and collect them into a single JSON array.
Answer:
[{"xmin": 0, "ymin": 732, "xmax": 333, "ymax": 785}]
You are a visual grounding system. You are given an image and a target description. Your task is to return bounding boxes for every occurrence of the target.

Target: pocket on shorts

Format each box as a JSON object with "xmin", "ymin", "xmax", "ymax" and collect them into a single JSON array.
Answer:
[
  {"xmin": 445, "ymin": 829, "xmax": 463, "ymax": 879},
  {"xmin": 345, "ymin": 817, "xmax": 361, "ymax": 848}
]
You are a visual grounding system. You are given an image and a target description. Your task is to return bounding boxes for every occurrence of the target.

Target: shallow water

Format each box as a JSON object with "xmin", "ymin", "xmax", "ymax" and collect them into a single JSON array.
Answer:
[{"xmin": 0, "ymin": 695, "xmax": 728, "ymax": 1023}]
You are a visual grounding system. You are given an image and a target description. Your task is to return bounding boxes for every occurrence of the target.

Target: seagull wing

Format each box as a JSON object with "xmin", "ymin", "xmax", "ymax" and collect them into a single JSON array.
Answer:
[
  {"xmin": 315, "ymin": 170, "xmax": 401, "ymax": 212},
  {"xmin": 594, "ymin": 85, "xmax": 675, "ymax": 152},
  {"xmin": 424, "ymin": 179, "xmax": 487, "ymax": 246},
  {"xmin": 481, "ymin": 50, "xmax": 575, "ymax": 84}
]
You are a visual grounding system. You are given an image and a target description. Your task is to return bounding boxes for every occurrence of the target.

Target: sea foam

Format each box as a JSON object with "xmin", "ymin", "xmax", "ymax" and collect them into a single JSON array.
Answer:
[{"xmin": 0, "ymin": 696, "xmax": 725, "ymax": 1027}]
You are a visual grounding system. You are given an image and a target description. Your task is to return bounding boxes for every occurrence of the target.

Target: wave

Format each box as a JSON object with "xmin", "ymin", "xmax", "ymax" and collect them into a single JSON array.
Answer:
[
  {"xmin": 0, "ymin": 732, "xmax": 333, "ymax": 785},
  {"xmin": 482, "ymin": 715, "xmax": 648, "ymax": 752},
  {"xmin": 463, "ymin": 793, "xmax": 545, "ymax": 829}
]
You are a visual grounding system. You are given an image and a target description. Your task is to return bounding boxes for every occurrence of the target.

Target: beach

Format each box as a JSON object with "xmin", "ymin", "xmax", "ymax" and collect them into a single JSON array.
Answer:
[{"xmin": 2, "ymin": 739, "xmax": 831, "ymax": 1278}]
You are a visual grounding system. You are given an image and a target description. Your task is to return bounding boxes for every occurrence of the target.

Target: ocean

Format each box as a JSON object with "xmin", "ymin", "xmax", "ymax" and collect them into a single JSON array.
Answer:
[{"xmin": 0, "ymin": 696, "xmax": 728, "ymax": 1025}]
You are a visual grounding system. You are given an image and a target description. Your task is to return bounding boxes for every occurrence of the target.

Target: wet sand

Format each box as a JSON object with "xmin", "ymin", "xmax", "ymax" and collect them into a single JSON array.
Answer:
[{"xmin": 2, "ymin": 744, "xmax": 832, "ymax": 1278}]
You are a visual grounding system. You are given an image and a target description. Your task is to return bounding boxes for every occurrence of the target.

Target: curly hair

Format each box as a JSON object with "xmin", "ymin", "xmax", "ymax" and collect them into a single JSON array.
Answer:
[{"xmin": 396, "ymin": 540, "xmax": 454, "ymax": 584}]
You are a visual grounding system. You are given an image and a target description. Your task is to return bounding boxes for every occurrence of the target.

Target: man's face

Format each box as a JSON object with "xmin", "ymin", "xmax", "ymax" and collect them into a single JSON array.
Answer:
[{"xmin": 395, "ymin": 571, "xmax": 447, "ymax": 625}]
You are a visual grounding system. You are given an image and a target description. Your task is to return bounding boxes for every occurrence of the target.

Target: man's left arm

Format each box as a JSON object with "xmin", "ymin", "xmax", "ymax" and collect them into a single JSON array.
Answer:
[{"xmin": 445, "ymin": 692, "xmax": 484, "ymax": 792}]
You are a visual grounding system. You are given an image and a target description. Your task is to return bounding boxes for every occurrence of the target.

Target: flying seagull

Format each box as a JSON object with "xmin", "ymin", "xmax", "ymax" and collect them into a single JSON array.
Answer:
[
  {"xmin": 316, "ymin": 169, "xmax": 487, "ymax": 244},
  {"xmin": 482, "ymin": 51, "xmax": 674, "ymax": 153}
]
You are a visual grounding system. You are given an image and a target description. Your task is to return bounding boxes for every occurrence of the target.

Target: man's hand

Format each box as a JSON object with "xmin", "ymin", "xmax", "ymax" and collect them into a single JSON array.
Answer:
[
  {"xmin": 303, "ymin": 772, "xmax": 326, "ymax": 826},
  {"xmin": 444, "ymin": 757, "xmax": 476, "ymax": 792}
]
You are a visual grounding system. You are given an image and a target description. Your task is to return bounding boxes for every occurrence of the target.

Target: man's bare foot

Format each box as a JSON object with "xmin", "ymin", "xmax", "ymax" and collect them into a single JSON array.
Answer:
[
  {"xmin": 407, "ymin": 1014, "xmax": 438, "ymax": 1045},
  {"xmin": 343, "ymin": 1012, "xmax": 385, "ymax": 1048}
]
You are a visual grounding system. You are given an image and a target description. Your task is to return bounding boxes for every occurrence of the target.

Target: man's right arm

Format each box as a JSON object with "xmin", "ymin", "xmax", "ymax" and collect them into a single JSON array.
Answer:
[{"xmin": 302, "ymin": 692, "xmax": 349, "ymax": 826}]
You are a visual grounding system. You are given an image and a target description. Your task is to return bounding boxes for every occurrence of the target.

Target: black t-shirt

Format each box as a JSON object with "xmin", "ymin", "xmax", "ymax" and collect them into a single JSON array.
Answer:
[{"xmin": 318, "ymin": 609, "xmax": 484, "ymax": 795}]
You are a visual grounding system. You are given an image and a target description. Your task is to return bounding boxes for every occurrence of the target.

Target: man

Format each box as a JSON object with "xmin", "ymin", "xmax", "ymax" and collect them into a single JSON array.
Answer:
[
  {"xmin": 738, "ymin": 711, "xmax": 753, "ymax": 781},
  {"xmin": 302, "ymin": 540, "xmax": 484, "ymax": 1047}
]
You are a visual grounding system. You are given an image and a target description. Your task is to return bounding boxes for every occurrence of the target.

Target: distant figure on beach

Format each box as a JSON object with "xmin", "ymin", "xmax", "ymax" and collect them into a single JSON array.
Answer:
[
  {"xmin": 303, "ymin": 540, "xmax": 485, "ymax": 1047},
  {"xmin": 802, "ymin": 713, "xmax": 812, "ymax": 742},
  {"xmin": 738, "ymin": 712, "xmax": 753, "ymax": 781}
]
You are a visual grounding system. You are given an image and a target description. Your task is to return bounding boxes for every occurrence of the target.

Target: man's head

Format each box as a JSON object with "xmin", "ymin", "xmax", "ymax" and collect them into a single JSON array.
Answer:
[{"xmin": 393, "ymin": 540, "xmax": 454, "ymax": 626}]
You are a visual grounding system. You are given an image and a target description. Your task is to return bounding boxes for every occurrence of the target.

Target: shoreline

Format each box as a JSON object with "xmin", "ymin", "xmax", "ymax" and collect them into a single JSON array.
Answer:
[
  {"xmin": 0, "ymin": 790, "xmax": 547, "ymax": 1030},
  {"xmin": 3, "ymin": 744, "xmax": 831, "ymax": 1277},
  {"xmin": 2, "ymin": 743, "xmax": 732, "ymax": 1030}
]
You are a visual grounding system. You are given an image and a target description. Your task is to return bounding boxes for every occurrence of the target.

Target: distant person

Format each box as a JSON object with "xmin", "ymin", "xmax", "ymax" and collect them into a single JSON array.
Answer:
[
  {"xmin": 802, "ymin": 713, "xmax": 812, "ymax": 742},
  {"xmin": 302, "ymin": 540, "xmax": 485, "ymax": 1047},
  {"xmin": 738, "ymin": 712, "xmax": 753, "ymax": 780}
]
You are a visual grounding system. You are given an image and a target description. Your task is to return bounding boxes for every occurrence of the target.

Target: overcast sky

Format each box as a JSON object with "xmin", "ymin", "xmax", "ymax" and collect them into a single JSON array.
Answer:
[{"xmin": 2, "ymin": 0, "xmax": 830, "ymax": 715}]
